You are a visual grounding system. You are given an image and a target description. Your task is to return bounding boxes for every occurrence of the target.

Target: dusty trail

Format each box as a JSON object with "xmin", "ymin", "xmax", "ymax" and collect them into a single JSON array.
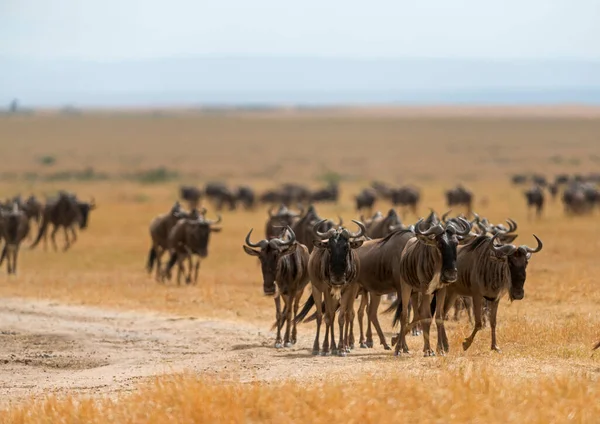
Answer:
[{"xmin": 0, "ymin": 297, "xmax": 596, "ymax": 407}]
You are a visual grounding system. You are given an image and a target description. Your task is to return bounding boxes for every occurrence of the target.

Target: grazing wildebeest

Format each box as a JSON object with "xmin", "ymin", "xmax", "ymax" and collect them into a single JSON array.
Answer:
[
  {"xmin": 0, "ymin": 203, "xmax": 30, "ymax": 274},
  {"xmin": 163, "ymin": 214, "xmax": 222, "ymax": 285},
  {"xmin": 355, "ymin": 188, "xmax": 377, "ymax": 213},
  {"xmin": 445, "ymin": 185, "xmax": 473, "ymax": 216},
  {"xmin": 264, "ymin": 204, "xmax": 302, "ymax": 240},
  {"xmin": 511, "ymin": 174, "xmax": 528, "ymax": 185},
  {"xmin": 243, "ymin": 227, "xmax": 310, "ymax": 348},
  {"xmin": 301, "ymin": 219, "xmax": 365, "ymax": 356},
  {"xmin": 30, "ymin": 191, "xmax": 96, "ymax": 251},
  {"xmin": 147, "ymin": 201, "xmax": 187, "ymax": 281},
  {"xmin": 391, "ymin": 186, "xmax": 420, "ymax": 218},
  {"xmin": 524, "ymin": 185, "xmax": 545, "ymax": 218},
  {"xmin": 392, "ymin": 217, "xmax": 473, "ymax": 356},
  {"xmin": 179, "ymin": 185, "xmax": 202, "ymax": 209},
  {"xmin": 311, "ymin": 183, "xmax": 339, "ymax": 204},
  {"xmin": 365, "ymin": 208, "xmax": 403, "ymax": 239},
  {"xmin": 444, "ymin": 233, "xmax": 543, "ymax": 352},
  {"xmin": 290, "ymin": 204, "xmax": 341, "ymax": 253},
  {"xmin": 235, "ymin": 186, "xmax": 256, "ymax": 210},
  {"xmin": 204, "ymin": 182, "xmax": 236, "ymax": 211}
]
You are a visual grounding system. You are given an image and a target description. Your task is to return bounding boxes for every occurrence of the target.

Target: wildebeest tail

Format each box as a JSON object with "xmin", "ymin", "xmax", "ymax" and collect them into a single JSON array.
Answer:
[
  {"xmin": 146, "ymin": 246, "xmax": 157, "ymax": 273},
  {"xmin": 165, "ymin": 251, "xmax": 178, "ymax": 276},
  {"xmin": 304, "ymin": 301, "xmax": 329, "ymax": 323},
  {"xmin": 383, "ymin": 298, "xmax": 399, "ymax": 315},
  {"xmin": 30, "ymin": 215, "xmax": 48, "ymax": 249},
  {"xmin": 293, "ymin": 294, "xmax": 315, "ymax": 324}
]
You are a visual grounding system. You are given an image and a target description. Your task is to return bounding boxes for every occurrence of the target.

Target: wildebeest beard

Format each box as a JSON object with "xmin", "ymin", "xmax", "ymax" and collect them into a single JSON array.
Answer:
[
  {"xmin": 438, "ymin": 233, "xmax": 458, "ymax": 283},
  {"xmin": 328, "ymin": 234, "xmax": 351, "ymax": 285},
  {"xmin": 188, "ymin": 225, "xmax": 211, "ymax": 257}
]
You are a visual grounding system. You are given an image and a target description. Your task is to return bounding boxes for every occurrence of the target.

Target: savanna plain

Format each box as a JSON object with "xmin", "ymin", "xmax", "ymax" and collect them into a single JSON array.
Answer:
[{"xmin": 1, "ymin": 107, "xmax": 600, "ymax": 423}]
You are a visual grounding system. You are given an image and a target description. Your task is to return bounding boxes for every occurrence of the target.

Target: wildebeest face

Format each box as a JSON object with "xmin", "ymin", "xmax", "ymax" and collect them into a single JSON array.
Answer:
[
  {"xmin": 189, "ymin": 222, "xmax": 221, "ymax": 258},
  {"xmin": 313, "ymin": 233, "xmax": 363, "ymax": 286},
  {"xmin": 77, "ymin": 201, "xmax": 96, "ymax": 229},
  {"xmin": 507, "ymin": 249, "xmax": 528, "ymax": 300}
]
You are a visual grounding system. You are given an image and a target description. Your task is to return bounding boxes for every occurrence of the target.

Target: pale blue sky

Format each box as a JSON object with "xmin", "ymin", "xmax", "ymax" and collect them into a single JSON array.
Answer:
[{"xmin": 2, "ymin": 0, "xmax": 600, "ymax": 60}]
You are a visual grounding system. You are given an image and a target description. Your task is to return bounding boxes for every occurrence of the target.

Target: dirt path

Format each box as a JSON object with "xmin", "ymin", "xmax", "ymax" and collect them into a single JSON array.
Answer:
[{"xmin": 1, "ymin": 297, "xmax": 598, "ymax": 407}]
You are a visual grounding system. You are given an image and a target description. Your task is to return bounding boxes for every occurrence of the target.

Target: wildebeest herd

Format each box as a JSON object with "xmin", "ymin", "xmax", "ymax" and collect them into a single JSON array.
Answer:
[{"xmin": 0, "ymin": 191, "xmax": 96, "ymax": 275}]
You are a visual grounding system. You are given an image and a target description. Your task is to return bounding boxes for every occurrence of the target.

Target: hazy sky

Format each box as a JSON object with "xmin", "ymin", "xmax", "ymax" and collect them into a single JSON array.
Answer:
[{"xmin": 2, "ymin": 0, "xmax": 600, "ymax": 60}]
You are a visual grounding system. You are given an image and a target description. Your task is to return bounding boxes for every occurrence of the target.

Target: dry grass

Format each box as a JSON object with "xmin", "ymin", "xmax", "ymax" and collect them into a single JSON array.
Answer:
[{"xmin": 1, "ymin": 108, "xmax": 600, "ymax": 421}]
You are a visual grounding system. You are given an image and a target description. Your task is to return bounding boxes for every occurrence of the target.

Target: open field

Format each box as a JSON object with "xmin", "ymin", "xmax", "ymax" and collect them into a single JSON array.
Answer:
[{"xmin": 1, "ymin": 108, "xmax": 600, "ymax": 422}]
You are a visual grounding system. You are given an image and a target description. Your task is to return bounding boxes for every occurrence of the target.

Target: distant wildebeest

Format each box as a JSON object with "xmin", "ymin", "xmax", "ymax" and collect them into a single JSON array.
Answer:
[
  {"xmin": 391, "ymin": 186, "xmax": 420, "ymax": 218},
  {"xmin": 365, "ymin": 208, "xmax": 403, "ymax": 239},
  {"xmin": 444, "ymin": 233, "xmax": 542, "ymax": 352},
  {"xmin": 204, "ymin": 182, "xmax": 236, "ymax": 211},
  {"xmin": 235, "ymin": 185, "xmax": 256, "ymax": 210},
  {"xmin": 370, "ymin": 181, "xmax": 394, "ymax": 201},
  {"xmin": 548, "ymin": 183, "xmax": 559, "ymax": 201},
  {"xmin": 243, "ymin": 227, "xmax": 310, "ymax": 348},
  {"xmin": 264, "ymin": 204, "xmax": 302, "ymax": 240},
  {"xmin": 445, "ymin": 185, "xmax": 473, "ymax": 216},
  {"xmin": 179, "ymin": 185, "xmax": 202, "ymax": 209},
  {"xmin": 531, "ymin": 174, "xmax": 547, "ymax": 187},
  {"xmin": 511, "ymin": 174, "xmax": 528, "ymax": 185},
  {"xmin": 147, "ymin": 201, "xmax": 187, "ymax": 281},
  {"xmin": 311, "ymin": 182, "xmax": 339, "ymax": 204},
  {"xmin": 355, "ymin": 188, "xmax": 377, "ymax": 213},
  {"xmin": 554, "ymin": 174, "xmax": 570, "ymax": 185},
  {"xmin": 290, "ymin": 205, "xmax": 342, "ymax": 254},
  {"xmin": 298, "ymin": 219, "xmax": 365, "ymax": 356},
  {"xmin": 524, "ymin": 185, "xmax": 545, "ymax": 218},
  {"xmin": 0, "ymin": 204, "xmax": 30, "ymax": 274},
  {"xmin": 30, "ymin": 191, "xmax": 96, "ymax": 251},
  {"xmin": 163, "ymin": 214, "xmax": 222, "ymax": 285},
  {"xmin": 562, "ymin": 183, "xmax": 597, "ymax": 215}
]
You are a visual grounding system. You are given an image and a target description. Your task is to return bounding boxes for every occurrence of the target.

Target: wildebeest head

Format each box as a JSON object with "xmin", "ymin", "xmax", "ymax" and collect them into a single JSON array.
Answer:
[
  {"xmin": 243, "ymin": 226, "xmax": 298, "ymax": 296},
  {"xmin": 488, "ymin": 234, "xmax": 543, "ymax": 301},
  {"xmin": 185, "ymin": 215, "xmax": 222, "ymax": 258},
  {"xmin": 76, "ymin": 197, "xmax": 96, "ymax": 229},
  {"xmin": 476, "ymin": 215, "xmax": 519, "ymax": 244},
  {"xmin": 23, "ymin": 195, "xmax": 43, "ymax": 222},
  {"xmin": 312, "ymin": 219, "xmax": 365, "ymax": 287},
  {"xmin": 414, "ymin": 217, "xmax": 472, "ymax": 284}
]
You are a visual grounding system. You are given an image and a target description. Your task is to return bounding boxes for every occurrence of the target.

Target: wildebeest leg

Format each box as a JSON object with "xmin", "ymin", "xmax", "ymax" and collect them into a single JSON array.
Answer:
[
  {"xmin": 337, "ymin": 299, "xmax": 345, "ymax": 356},
  {"xmin": 155, "ymin": 248, "xmax": 164, "ymax": 282},
  {"xmin": 283, "ymin": 294, "xmax": 294, "ymax": 348},
  {"xmin": 367, "ymin": 294, "xmax": 390, "ymax": 350},
  {"xmin": 463, "ymin": 295, "xmax": 484, "ymax": 351},
  {"xmin": 357, "ymin": 290, "xmax": 368, "ymax": 348},
  {"xmin": 489, "ymin": 299, "xmax": 501, "ymax": 352},
  {"xmin": 435, "ymin": 288, "xmax": 449, "ymax": 355},
  {"xmin": 70, "ymin": 226, "xmax": 77, "ymax": 245},
  {"xmin": 395, "ymin": 283, "xmax": 413, "ymax": 356},
  {"xmin": 176, "ymin": 253, "xmax": 187, "ymax": 285},
  {"xmin": 410, "ymin": 292, "xmax": 422, "ymax": 336},
  {"xmin": 62, "ymin": 228, "xmax": 71, "ymax": 251},
  {"xmin": 193, "ymin": 259, "xmax": 200, "ymax": 284},
  {"xmin": 465, "ymin": 297, "xmax": 474, "ymax": 325},
  {"xmin": 274, "ymin": 295, "xmax": 283, "ymax": 348},
  {"xmin": 291, "ymin": 290, "xmax": 302, "ymax": 345},
  {"xmin": 311, "ymin": 287, "xmax": 324, "ymax": 355},
  {"xmin": 343, "ymin": 284, "xmax": 359, "ymax": 353},
  {"xmin": 50, "ymin": 225, "xmax": 59, "ymax": 251},
  {"xmin": 323, "ymin": 291, "xmax": 338, "ymax": 355},
  {"xmin": 419, "ymin": 293, "xmax": 435, "ymax": 356}
]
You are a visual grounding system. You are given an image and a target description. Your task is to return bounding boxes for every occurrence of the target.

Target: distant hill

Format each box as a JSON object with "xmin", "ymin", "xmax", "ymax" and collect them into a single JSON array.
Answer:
[{"xmin": 1, "ymin": 56, "xmax": 600, "ymax": 107}]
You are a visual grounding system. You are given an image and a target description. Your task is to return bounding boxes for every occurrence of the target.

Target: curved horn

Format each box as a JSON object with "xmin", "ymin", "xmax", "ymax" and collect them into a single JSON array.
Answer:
[
  {"xmin": 313, "ymin": 219, "xmax": 336, "ymax": 240},
  {"xmin": 272, "ymin": 226, "xmax": 296, "ymax": 247},
  {"xmin": 337, "ymin": 215, "xmax": 344, "ymax": 227},
  {"xmin": 414, "ymin": 219, "xmax": 443, "ymax": 237},
  {"xmin": 199, "ymin": 207, "xmax": 207, "ymax": 216},
  {"xmin": 522, "ymin": 234, "xmax": 543, "ymax": 254},
  {"xmin": 294, "ymin": 203, "xmax": 305, "ymax": 217},
  {"xmin": 89, "ymin": 197, "xmax": 96, "ymax": 208},
  {"xmin": 206, "ymin": 214, "xmax": 222, "ymax": 225},
  {"xmin": 344, "ymin": 219, "xmax": 366, "ymax": 239},
  {"xmin": 245, "ymin": 229, "xmax": 267, "ymax": 248},
  {"xmin": 449, "ymin": 217, "xmax": 472, "ymax": 236},
  {"xmin": 441, "ymin": 210, "xmax": 452, "ymax": 223},
  {"xmin": 490, "ymin": 233, "xmax": 517, "ymax": 256},
  {"xmin": 506, "ymin": 218, "xmax": 518, "ymax": 233},
  {"xmin": 268, "ymin": 206, "xmax": 275, "ymax": 218}
]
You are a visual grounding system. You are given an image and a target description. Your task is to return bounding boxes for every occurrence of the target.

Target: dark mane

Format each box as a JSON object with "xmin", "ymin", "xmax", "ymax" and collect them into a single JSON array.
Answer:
[
  {"xmin": 462, "ymin": 234, "xmax": 492, "ymax": 253},
  {"xmin": 377, "ymin": 228, "xmax": 414, "ymax": 246}
]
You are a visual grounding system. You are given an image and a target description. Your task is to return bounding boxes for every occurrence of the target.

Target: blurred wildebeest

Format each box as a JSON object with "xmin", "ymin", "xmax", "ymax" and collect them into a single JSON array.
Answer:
[
  {"xmin": 179, "ymin": 185, "xmax": 202, "ymax": 210},
  {"xmin": 548, "ymin": 183, "xmax": 559, "ymax": 201},
  {"xmin": 243, "ymin": 227, "xmax": 310, "ymax": 348},
  {"xmin": 30, "ymin": 191, "xmax": 96, "ymax": 251},
  {"xmin": 391, "ymin": 186, "xmax": 420, "ymax": 218},
  {"xmin": 0, "ymin": 203, "xmax": 30, "ymax": 274},
  {"xmin": 264, "ymin": 204, "xmax": 302, "ymax": 240},
  {"xmin": 164, "ymin": 214, "xmax": 222, "ymax": 284},
  {"xmin": 355, "ymin": 188, "xmax": 377, "ymax": 213},
  {"xmin": 204, "ymin": 182, "xmax": 236, "ymax": 211},
  {"xmin": 472, "ymin": 214, "xmax": 519, "ymax": 244},
  {"xmin": 235, "ymin": 185, "xmax": 256, "ymax": 210},
  {"xmin": 291, "ymin": 204, "xmax": 342, "ymax": 253},
  {"xmin": 445, "ymin": 185, "xmax": 473, "ymax": 216},
  {"xmin": 311, "ymin": 182, "xmax": 339, "ymax": 204},
  {"xmin": 511, "ymin": 174, "xmax": 528, "ymax": 185},
  {"xmin": 365, "ymin": 208, "xmax": 403, "ymax": 239},
  {"xmin": 280, "ymin": 183, "xmax": 312, "ymax": 205},
  {"xmin": 147, "ymin": 201, "xmax": 187, "ymax": 281},
  {"xmin": 554, "ymin": 174, "xmax": 570, "ymax": 185},
  {"xmin": 562, "ymin": 182, "xmax": 598, "ymax": 215},
  {"xmin": 531, "ymin": 174, "xmax": 547, "ymax": 187},
  {"xmin": 524, "ymin": 185, "xmax": 545, "ymax": 218},
  {"xmin": 444, "ymin": 233, "xmax": 543, "ymax": 352},
  {"xmin": 371, "ymin": 181, "xmax": 394, "ymax": 201}
]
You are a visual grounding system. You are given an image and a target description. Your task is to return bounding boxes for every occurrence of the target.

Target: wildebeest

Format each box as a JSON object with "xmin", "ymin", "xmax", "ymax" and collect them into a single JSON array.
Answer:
[
  {"xmin": 511, "ymin": 174, "xmax": 528, "ymax": 185},
  {"xmin": 302, "ymin": 219, "xmax": 365, "ymax": 356},
  {"xmin": 264, "ymin": 204, "xmax": 302, "ymax": 240},
  {"xmin": 311, "ymin": 182, "xmax": 339, "ymax": 204},
  {"xmin": 0, "ymin": 203, "xmax": 30, "ymax": 274},
  {"xmin": 548, "ymin": 183, "xmax": 559, "ymax": 201},
  {"xmin": 179, "ymin": 185, "xmax": 202, "ymax": 209},
  {"xmin": 147, "ymin": 201, "xmax": 187, "ymax": 281},
  {"xmin": 30, "ymin": 191, "xmax": 96, "ymax": 251},
  {"xmin": 531, "ymin": 174, "xmax": 547, "ymax": 187},
  {"xmin": 290, "ymin": 205, "xmax": 342, "ymax": 254},
  {"xmin": 524, "ymin": 185, "xmax": 545, "ymax": 218},
  {"xmin": 554, "ymin": 174, "xmax": 570, "ymax": 185},
  {"xmin": 391, "ymin": 186, "xmax": 420, "ymax": 218},
  {"xmin": 235, "ymin": 185, "xmax": 256, "ymax": 210},
  {"xmin": 243, "ymin": 227, "xmax": 310, "ymax": 348},
  {"xmin": 444, "ymin": 233, "xmax": 543, "ymax": 352},
  {"xmin": 365, "ymin": 208, "xmax": 403, "ymax": 239},
  {"xmin": 355, "ymin": 188, "xmax": 377, "ymax": 212},
  {"xmin": 445, "ymin": 185, "xmax": 473, "ymax": 216},
  {"xmin": 473, "ymin": 214, "xmax": 519, "ymax": 244},
  {"xmin": 562, "ymin": 182, "xmax": 598, "ymax": 215},
  {"xmin": 204, "ymin": 182, "xmax": 236, "ymax": 211},
  {"xmin": 163, "ymin": 214, "xmax": 222, "ymax": 284},
  {"xmin": 371, "ymin": 181, "xmax": 394, "ymax": 201}
]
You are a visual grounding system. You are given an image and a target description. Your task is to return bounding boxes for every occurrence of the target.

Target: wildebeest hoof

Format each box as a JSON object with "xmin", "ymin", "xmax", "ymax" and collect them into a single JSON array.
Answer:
[
  {"xmin": 321, "ymin": 351, "xmax": 330, "ymax": 357},
  {"xmin": 338, "ymin": 350, "xmax": 347, "ymax": 357},
  {"xmin": 424, "ymin": 350, "xmax": 436, "ymax": 357},
  {"xmin": 349, "ymin": 343, "xmax": 355, "ymax": 350},
  {"xmin": 366, "ymin": 341, "xmax": 374, "ymax": 348},
  {"xmin": 462, "ymin": 340, "xmax": 472, "ymax": 351},
  {"xmin": 412, "ymin": 329, "xmax": 422, "ymax": 336},
  {"xmin": 275, "ymin": 342, "xmax": 283, "ymax": 349},
  {"xmin": 383, "ymin": 345, "xmax": 391, "ymax": 351},
  {"xmin": 492, "ymin": 346, "xmax": 502, "ymax": 353},
  {"xmin": 437, "ymin": 350, "xmax": 447, "ymax": 357},
  {"xmin": 284, "ymin": 342, "xmax": 292, "ymax": 348},
  {"xmin": 312, "ymin": 350, "xmax": 320, "ymax": 356},
  {"xmin": 360, "ymin": 342, "xmax": 368, "ymax": 349}
]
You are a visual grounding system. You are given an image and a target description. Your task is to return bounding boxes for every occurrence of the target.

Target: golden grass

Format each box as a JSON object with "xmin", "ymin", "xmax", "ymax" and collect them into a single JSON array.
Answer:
[
  {"xmin": 3, "ymin": 367, "xmax": 600, "ymax": 424},
  {"xmin": 1, "ymin": 110, "xmax": 600, "ymax": 421}
]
